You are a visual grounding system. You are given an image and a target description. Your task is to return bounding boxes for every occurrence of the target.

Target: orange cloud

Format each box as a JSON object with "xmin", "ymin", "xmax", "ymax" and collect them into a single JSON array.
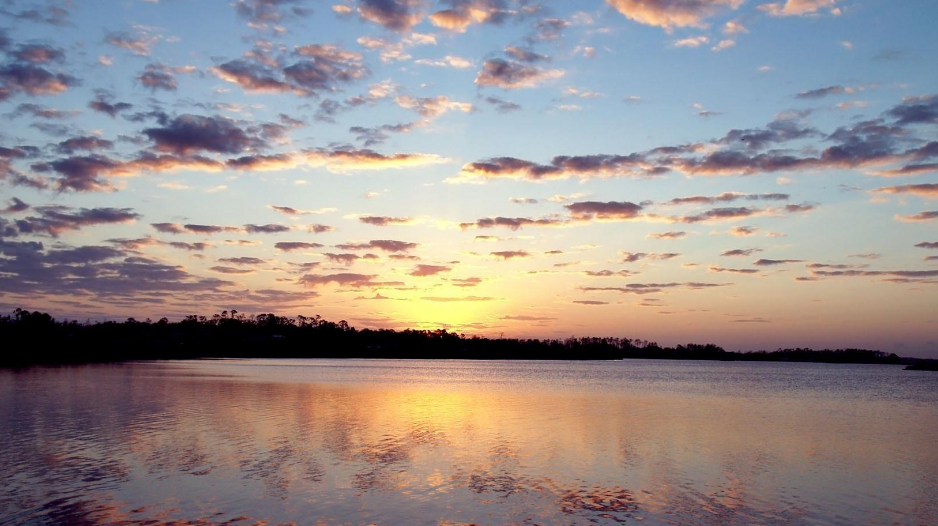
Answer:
[
  {"xmin": 606, "ymin": 0, "xmax": 744, "ymax": 30},
  {"xmin": 872, "ymin": 183, "xmax": 938, "ymax": 198}
]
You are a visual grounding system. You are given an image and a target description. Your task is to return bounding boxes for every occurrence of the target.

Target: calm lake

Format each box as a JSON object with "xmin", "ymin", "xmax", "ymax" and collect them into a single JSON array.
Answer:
[{"xmin": 1, "ymin": 359, "xmax": 936, "ymax": 526}]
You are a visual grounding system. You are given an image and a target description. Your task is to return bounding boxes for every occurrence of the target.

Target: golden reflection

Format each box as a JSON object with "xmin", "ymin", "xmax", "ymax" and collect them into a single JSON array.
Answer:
[{"xmin": 1, "ymin": 361, "xmax": 936, "ymax": 526}]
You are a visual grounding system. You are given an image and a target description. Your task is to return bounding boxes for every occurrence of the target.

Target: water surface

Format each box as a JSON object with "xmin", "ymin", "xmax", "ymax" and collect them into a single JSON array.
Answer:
[{"xmin": 1, "ymin": 359, "xmax": 936, "ymax": 525}]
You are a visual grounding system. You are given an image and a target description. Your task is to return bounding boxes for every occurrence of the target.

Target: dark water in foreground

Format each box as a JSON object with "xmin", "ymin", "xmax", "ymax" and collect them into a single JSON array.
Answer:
[{"xmin": 1, "ymin": 360, "xmax": 936, "ymax": 526}]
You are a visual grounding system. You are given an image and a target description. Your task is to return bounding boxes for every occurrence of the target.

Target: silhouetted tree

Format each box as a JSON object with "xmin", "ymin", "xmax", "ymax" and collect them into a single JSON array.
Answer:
[{"xmin": 0, "ymin": 308, "xmax": 905, "ymax": 367}]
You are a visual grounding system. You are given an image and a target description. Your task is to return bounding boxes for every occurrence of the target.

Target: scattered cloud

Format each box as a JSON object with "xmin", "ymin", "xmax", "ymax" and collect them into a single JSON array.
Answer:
[
  {"xmin": 872, "ymin": 183, "xmax": 938, "ymax": 198},
  {"xmin": 605, "ymin": 0, "xmax": 744, "ymax": 30},
  {"xmin": 896, "ymin": 211, "xmax": 938, "ymax": 222},
  {"xmin": 753, "ymin": 258, "xmax": 804, "ymax": 266},
  {"xmin": 358, "ymin": 215, "xmax": 415, "ymax": 226},
  {"xmin": 475, "ymin": 59, "xmax": 564, "ymax": 89},
  {"xmin": 580, "ymin": 282, "xmax": 730, "ymax": 295},
  {"xmin": 459, "ymin": 216, "xmax": 567, "ymax": 230},
  {"xmin": 13, "ymin": 206, "xmax": 140, "ymax": 237},
  {"xmin": 491, "ymin": 250, "xmax": 530, "ymax": 260},
  {"xmin": 335, "ymin": 239, "xmax": 419, "ymax": 252},
  {"xmin": 674, "ymin": 36, "xmax": 708, "ymax": 48},
  {"xmin": 760, "ymin": 0, "xmax": 843, "ymax": 17},
  {"xmin": 410, "ymin": 264, "xmax": 451, "ymax": 276},
  {"xmin": 721, "ymin": 248, "xmax": 762, "ymax": 257},
  {"xmin": 275, "ymin": 241, "xmax": 325, "ymax": 251},
  {"xmin": 647, "ymin": 231, "xmax": 686, "ymax": 240},
  {"xmin": 356, "ymin": 0, "xmax": 424, "ymax": 32}
]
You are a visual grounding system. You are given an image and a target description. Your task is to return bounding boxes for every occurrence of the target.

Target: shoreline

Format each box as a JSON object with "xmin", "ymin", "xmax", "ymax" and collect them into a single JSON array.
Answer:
[{"xmin": 5, "ymin": 308, "xmax": 933, "ymax": 368}]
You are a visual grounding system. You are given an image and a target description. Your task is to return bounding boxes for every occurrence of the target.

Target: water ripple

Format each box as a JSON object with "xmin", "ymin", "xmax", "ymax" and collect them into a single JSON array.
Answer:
[{"xmin": 0, "ymin": 360, "xmax": 935, "ymax": 526}]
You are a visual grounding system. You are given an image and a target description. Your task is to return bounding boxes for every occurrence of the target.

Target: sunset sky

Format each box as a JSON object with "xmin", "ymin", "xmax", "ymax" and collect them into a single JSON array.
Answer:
[{"xmin": 0, "ymin": 0, "xmax": 936, "ymax": 356}]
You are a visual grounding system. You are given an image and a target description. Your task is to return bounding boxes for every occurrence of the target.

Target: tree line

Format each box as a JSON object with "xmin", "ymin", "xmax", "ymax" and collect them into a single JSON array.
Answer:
[{"xmin": 0, "ymin": 308, "xmax": 905, "ymax": 367}]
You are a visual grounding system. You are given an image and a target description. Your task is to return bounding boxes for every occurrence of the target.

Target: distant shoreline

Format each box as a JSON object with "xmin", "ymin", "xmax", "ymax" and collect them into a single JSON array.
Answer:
[
  {"xmin": 4, "ymin": 308, "xmax": 934, "ymax": 369},
  {"xmin": 904, "ymin": 363, "xmax": 938, "ymax": 371},
  {"xmin": 6, "ymin": 356, "xmax": 926, "ymax": 367}
]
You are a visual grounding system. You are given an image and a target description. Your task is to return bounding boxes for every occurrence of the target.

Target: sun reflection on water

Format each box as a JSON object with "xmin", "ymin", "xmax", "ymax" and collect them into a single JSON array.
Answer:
[{"xmin": 0, "ymin": 359, "xmax": 936, "ymax": 526}]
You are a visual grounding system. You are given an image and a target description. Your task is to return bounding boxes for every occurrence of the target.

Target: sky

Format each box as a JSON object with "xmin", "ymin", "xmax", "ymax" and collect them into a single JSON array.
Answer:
[{"xmin": 0, "ymin": 0, "xmax": 936, "ymax": 356}]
